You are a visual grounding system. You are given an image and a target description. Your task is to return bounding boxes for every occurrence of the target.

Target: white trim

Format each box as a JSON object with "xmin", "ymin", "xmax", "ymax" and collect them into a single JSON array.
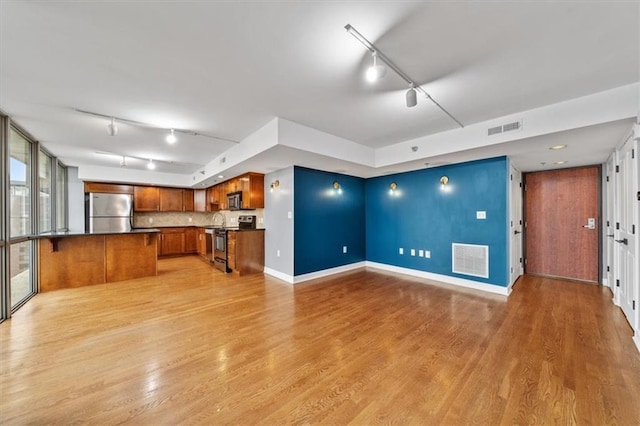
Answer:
[
  {"xmin": 365, "ymin": 261, "xmax": 511, "ymax": 296},
  {"xmin": 263, "ymin": 267, "xmax": 294, "ymax": 284},
  {"xmin": 634, "ymin": 334, "xmax": 640, "ymax": 354},
  {"xmin": 292, "ymin": 262, "xmax": 367, "ymax": 284}
]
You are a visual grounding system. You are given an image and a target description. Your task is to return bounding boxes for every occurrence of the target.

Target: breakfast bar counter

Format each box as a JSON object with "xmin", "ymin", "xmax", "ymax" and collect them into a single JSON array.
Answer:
[{"xmin": 36, "ymin": 230, "xmax": 160, "ymax": 292}]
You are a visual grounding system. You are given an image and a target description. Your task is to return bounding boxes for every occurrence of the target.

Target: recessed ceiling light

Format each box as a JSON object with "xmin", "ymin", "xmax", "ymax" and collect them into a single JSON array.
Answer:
[
  {"xmin": 549, "ymin": 144, "xmax": 567, "ymax": 150},
  {"xmin": 147, "ymin": 159, "xmax": 156, "ymax": 170},
  {"xmin": 218, "ymin": 175, "xmax": 224, "ymax": 179},
  {"xmin": 166, "ymin": 129, "xmax": 177, "ymax": 144},
  {"xmin": 554, "ymin": 160, "xmax": 568, "ymax": 165}
]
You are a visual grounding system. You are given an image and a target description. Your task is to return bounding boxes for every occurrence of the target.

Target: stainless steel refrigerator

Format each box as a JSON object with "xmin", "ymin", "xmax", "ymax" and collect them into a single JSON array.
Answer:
[{"xmin": 86, "ymin": 193, "xmax": 133, "ymax": 233}]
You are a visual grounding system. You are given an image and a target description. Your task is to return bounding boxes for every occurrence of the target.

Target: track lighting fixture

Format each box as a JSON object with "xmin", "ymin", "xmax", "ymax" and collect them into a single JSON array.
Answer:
[
  {"xmin": 344, "ymin": 24, "xmax": 464, "ymax": 127},
  {"xmin": 107, "ymin": 117, "xmax": 118, "ymax": 136},
  {"xmin": 120, "ymin": 156, "xmax": 127, "ymax": 167},
  {"xmin": 76, "ymin": 109, "xmax": 240, "ymax": 144},
  {"xmin": 166, "ymin": 129, "xmax": 177, "ymax": 144},
  {"xmin": 147, "ymin": 159, "xmax": 156, "ymax": 170},
  {"xmin": 270, "ymin": 180, "xmax": 280, "ymax": 192},
  {"xmin": 406, "ymin": 84, "xmax": 417, "ymax": 108},
  {"xmin": 366, "ymin": 51, "xmax": 386, "ymax": 83}
]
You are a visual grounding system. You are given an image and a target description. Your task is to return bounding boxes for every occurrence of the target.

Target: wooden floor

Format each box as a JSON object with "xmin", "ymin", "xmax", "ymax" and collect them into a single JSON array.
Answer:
[{"xmin": 1, "ymin": 256, "xmax": 639, "ymax": 424}]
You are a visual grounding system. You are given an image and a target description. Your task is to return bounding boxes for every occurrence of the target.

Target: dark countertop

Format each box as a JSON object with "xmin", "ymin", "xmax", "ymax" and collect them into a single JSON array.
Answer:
[{"xmin": 33, "ymin": 228, "xmax": 161, "ymax": 239}]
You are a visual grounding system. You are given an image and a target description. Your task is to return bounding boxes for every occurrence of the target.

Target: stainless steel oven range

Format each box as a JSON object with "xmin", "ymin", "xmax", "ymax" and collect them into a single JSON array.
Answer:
[{"xmin": 213, "ymin": 228, "xmax": 229, "ymax": 273}]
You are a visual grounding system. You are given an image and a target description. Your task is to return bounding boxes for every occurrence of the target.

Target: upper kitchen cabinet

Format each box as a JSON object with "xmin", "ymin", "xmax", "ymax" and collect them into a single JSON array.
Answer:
[
  {"xmin": 207, "ymin": 186, "xmax": 221, "ymax": 211},
  {"xmin": 194, "ymin": 189, "xmax": 207, "ymax": 212},
  {"xmin": 84, "ymin": 182, "xmax": 134, "ymax": 194},
  {"xmin": 159, "ymin": 188, "xmax": 194, "ymax": 212},
  {"xmin": 239, "ymin": 173, "xmax": 264, "ymax": 209},
  {"xmin": 134, "ymin": 186, "xmax": 160, "ymax": 212}
]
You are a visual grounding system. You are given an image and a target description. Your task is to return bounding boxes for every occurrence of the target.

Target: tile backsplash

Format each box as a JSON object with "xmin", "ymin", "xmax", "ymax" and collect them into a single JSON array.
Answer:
[{"xmin": 134, "ymin": 209, "xmax": 265, "ymax": 228}]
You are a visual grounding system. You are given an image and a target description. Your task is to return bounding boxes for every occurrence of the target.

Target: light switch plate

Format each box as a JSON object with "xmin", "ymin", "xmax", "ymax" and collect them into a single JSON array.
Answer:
[
  {"xmin": 425, "ymin": 250, "xmax": 431, "ymax": 258},
  {"xmin": 343, "ymin": 246, "xmax": 347, "ymax": 253},
  {"xmin": 476, "ymin": 211, "xmax": 487, "ymax": 219},
  {"xmin": 418, "ymin": 250, "xmax": 424, "ymax": 257},
  {"xmin": 287, "ymin": 211, "xmax": 292, "ymax": 219},
  {"xmin": 399, "ymin": 248, "xmax": 404, "ymax": 255},
  {"xmin": 411, "ymin": 249, "xmax": 416, "ymax": 256}
]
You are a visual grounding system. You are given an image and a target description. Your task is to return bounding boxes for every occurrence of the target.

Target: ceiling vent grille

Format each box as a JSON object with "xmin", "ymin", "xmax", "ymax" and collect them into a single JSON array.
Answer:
[
  {"xmin": 488, "ymin": 120, "xmax": 523, "ymax": 136},
  {"xmin": 452, "ymin": 243, "xmax": 489, "ymax": 278},
  {"xmin": 488, "ymin": 126, "xmax": 503, "ymax": 136},
  {"xmin": 503, "ymin": 121, "xmax": 521, "ymax": 132}
]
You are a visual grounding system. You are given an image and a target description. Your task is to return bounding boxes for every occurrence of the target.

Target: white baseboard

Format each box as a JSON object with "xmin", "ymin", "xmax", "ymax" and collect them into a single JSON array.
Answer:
[
  {"xmin": 264, "ymin": 262, "xmax": 366, "ymax": 284},
  {"xmin": 263, "ymin": 267, "xmax": 294, "ymax": 284},
  {"xmin": 292, "ymin": 262, "xmax": 366, "ymax": 284},
  {"xmin": 365, "ymin": 261, "xmax": 511, "ymax": 296}
]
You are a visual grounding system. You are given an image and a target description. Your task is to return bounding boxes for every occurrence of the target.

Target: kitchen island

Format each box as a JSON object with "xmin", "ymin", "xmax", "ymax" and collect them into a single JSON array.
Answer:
[{"xmin": 35, "ymin": 229, "xmax": 160, "ymax": 292}]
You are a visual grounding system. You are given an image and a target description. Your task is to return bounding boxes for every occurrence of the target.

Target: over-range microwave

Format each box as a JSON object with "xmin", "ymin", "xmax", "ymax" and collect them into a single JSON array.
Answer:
[{"xmin": 227, "ymin": 191, "xmax": 242, "ymax": 211}]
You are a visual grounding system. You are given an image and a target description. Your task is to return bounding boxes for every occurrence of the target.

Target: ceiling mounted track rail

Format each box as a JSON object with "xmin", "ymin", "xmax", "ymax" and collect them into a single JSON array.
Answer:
[
  {"xmin": 345, "ymin": 24, "xmax": 464, "ymax": 128},
  {"xmin": 75, "ymin": 108, "xmax": 240, "ymax": 144}
]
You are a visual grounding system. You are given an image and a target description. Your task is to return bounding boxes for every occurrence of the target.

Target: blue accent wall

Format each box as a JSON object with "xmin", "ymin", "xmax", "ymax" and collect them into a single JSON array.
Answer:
[
  {"xmin": 365, "ymin": 157, "xmax": 509, "ymax": 287},
  {"xmin": 294, "ymin": 166, "xmax": 366, "ymax": 275}
]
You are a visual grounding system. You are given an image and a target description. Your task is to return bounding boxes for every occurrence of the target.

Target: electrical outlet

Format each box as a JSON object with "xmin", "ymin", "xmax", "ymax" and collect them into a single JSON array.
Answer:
[
  {"xmin": 277, "ymin": 250, "xmax": 280, "ymax": 257},
  {"xmin": 148, "ymin": 217, "xmax": 153, "ymax": 224},
  {"xmin": 287, "ymin": 211, "xmax": 292, "ymax": 219},
  {"xmin": 343, "ymin": 246, "xmax": 347, "ymax": 254},
  {"xmin": 476, "ymin": 211, "xmax": 487, "ymax": 219},
  {"xmin": 188, "ymin": 217, "xmax": 192, "ymax": 223},
  {"xmin": 418, "ymin": 250, "xmax": 424, "ymax": 257},
  {"xmin": 425, "ymin": 250, "xmax": 431, "ymax": 258},
  {"xmin": 258, "ymin": 217, "xmax": 264, "ymax": 224},
  {"xmin": 399, "ymin": 248, "xmax": 404, "ymax": 255},
  {"xmin": 411, "ymin": 249, "xmax": 416, "ymax": 256}
]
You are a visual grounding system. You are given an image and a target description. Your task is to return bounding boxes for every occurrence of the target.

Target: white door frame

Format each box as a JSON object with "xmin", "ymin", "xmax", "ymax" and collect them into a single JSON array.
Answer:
[
  {"xmin": 509, "ymin": 164, "xmax": 523, "ymax": 288},
  {"xmin": 604, "ymin": 154, "xmax": 616, "ymax": 290}
]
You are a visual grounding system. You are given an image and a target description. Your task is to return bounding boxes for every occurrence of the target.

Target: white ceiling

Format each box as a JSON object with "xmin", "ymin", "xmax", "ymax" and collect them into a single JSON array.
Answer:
[{"xmin": 0, "ymin": 1, "xmax": 638, "ymax": 180}]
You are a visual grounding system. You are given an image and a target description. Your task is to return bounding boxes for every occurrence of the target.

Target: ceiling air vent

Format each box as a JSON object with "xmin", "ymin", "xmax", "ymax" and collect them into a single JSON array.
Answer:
[
  {"xmin": 220, "ymin": 156, "xmax": 226, "ymax": 164},
  {"xmin": 452, "ymin": 243, "xmax": 489, "ymax": 278},
  {"xmin": 488, "ymin": 126, "xmax": 503, "ymax": 136},
  {"xmin": 503, "ymin": 121, "xmax": 521, "ymax": 132}
]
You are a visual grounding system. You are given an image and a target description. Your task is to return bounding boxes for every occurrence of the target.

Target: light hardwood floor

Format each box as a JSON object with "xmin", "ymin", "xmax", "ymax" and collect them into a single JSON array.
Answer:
[{"xmin": 1, "ymin": 256, "xmax": 639, "ymax": 424}]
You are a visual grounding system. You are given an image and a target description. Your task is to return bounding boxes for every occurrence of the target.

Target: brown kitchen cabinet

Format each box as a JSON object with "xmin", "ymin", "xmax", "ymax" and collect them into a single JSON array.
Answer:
[
  {"xmin": 238, "ymin": 173, "xmax": 264, "ymax": 209},
  {"xmin": 194, "ymin": 189, "xmax": 207, "ymax": 212},
  {"xmin": 184, "ymin": 227, "xmax": 197, "ymax": 253},
  {"xmin": 159, "ymin": 228, "xmax": 185, "ymax": 256},
  {"xmin": 134, "ymin": 186, "xmax": 160, "ymax": 212},
  {"xmin": 226, "ymin": 230, "xmax": 264, "ymax": 276},
  {"xmin": 158, "ymin": 188, "xmax": 195, "ymax": 212},
  {"xmin": 207, "ymin": 186, "xmax": 221, "ymax": 211},
  {"xmin": 84, "ymin": 182, "xmax": 134, "ymax": 194},
  {"xmin": 196, "ymin": 228, "xmax": 207, "ymax": 257}
]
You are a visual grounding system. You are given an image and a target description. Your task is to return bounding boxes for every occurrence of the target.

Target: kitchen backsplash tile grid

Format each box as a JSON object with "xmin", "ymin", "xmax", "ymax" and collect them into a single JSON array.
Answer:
[{"xmin": 134, "ymin": 209, "xmax": 265, "ymax": 228}]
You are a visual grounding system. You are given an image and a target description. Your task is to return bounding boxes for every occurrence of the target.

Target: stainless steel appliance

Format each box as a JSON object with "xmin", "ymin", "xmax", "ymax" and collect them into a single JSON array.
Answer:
[
  {"xmin": 238, "ymin": 215, "xmax": 257, "ymax": 230},
  {"xmin": 227, "ymin": 191, "xmax": 242, "ymax": 211},
  {"xmin": 213, "ymin": 228, "xmax": 229, "ymax": 272},
  {"xmin": 86, "ymin": 193, "xmax": 133, "ymax": 233}
]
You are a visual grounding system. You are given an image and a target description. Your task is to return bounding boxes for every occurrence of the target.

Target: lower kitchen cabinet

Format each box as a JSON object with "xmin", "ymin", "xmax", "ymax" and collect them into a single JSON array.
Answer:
[
  {"xmin": 226, "ymin": 230, "xmax": 264, "ymax": 276},
  {"xmin": 185, "ymin": 227, "xmax": 197, "ymax": 253},
  {"xmin": 159, "ymin": 228, "xmax": 185, "ymax": 256},
  {"xmin": 196, "ymin": 228, "xmax": 207, "ymax": 257}
]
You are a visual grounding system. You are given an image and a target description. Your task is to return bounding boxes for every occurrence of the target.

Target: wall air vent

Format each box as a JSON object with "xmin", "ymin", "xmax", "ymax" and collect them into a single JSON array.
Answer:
[
  {"xmin": 503, "ymin": 121, "xmax": 521, "ymax": 132},
  {"xmin": 488, "ymin": 126, "xmax": 503, "ymax": 136},
  {"xmin": 452, "ymin": 243, "xmax": 489, "ymax": 278}
]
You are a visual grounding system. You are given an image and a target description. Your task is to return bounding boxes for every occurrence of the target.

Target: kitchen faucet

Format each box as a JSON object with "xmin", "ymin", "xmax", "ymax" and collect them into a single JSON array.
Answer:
[{"xmin": 212, "ymin": 212, "xmax": 225, "ymax": 228}]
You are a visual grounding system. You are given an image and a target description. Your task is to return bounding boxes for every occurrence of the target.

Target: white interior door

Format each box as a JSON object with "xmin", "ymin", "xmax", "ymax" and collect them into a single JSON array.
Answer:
[
  {"xmin": 509, "ymin": 165, "xmax": 523, "ymax": 286},
  {"xmin": 615, "ymin": 136, "xmax": 636, "ymax": 327},
  {"xmin": 605, "ymin": 154, "xmax": 616, "ymax": 290}
]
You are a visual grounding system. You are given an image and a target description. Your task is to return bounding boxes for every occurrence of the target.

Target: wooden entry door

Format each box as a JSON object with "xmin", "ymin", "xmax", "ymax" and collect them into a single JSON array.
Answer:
[{"xmin": 524, "ymin": 166, "xmax": 600, "ymax": 282}]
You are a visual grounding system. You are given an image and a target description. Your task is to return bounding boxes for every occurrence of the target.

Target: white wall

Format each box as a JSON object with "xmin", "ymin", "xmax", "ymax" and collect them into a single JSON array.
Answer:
[
  {"xmin": 67, "ymin": 167, "xmax": 85, "ymax": 232},
  {"xmin": 264, "ymin": 166, "xmax": 294, "ymax": 278}
]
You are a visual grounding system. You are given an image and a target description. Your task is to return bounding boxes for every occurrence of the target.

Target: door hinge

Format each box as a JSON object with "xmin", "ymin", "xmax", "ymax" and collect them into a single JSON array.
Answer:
[
  {"xmin": 615, "ymin": 165, "xmax": 620, "ymax": 173},
  {"xmin": 637, "ymin": 191, "xmax": 640, "ymax": 201},
  {"xmin": 633, "ymin": 224, "xmax": 636, "ymax": 235},
  {"xmin": 519, "ymin": 257, "xmax": 523, "ymax": 264},
  {"xmin": 519, "ymin": 220, "xmax": 522, "ymax": 225},
  {"xmin": 519, "ymin": 182, "xmax": 522, "ymax": 188},
  {"xmin": 510, "ymin": 174, "xmax": 513, "ymax": 181},
  {"xmin": 633, "ymin": 300, "xmax": 636, "ymax": 310},
  {"xmin": 510, "ymin": 267, "xmax": 513, "ymax": 273},
  {"xmin": 607, "ymin": 220, "xmax": 610, "ymax": 227},
  {"xmin": 616, "ymin": 222, "xmax": 620, "ymax": 230},
  {"xmin": 510, "ymin": 220, "xmax": 513, "ymax": 227},
  {"xmin": 633, "ymin": 149, "xmax": 635, "ymax": 159},
  {"xmin": 607, "ymin": 266, "xmax": 610, "ymax": 272},
  {"xmin": 606, "ymin": 175, "xmax": 609, "ymax": 182},
  {"xmin": 616, "ymin": 279, "xmax": 620, "ymax": 287}
]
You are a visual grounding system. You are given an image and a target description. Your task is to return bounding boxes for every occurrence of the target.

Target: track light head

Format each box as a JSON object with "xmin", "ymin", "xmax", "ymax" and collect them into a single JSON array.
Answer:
[
  {"xmin": 366, "ymin": 51, "xmax": 386, "ymax": 83},
  {"xmin": 406, "ymin": 85, "xmax": 417, "ymax": 108},
  {"xmin": 147, "ymin": 159, "xmax": 156, "ymax": 170},
  {"xmin": 107, "ymin": 117, "xmax": 118, "ymax": 136},
  {"xmin": 166, "ymin": 129, "xmax": 177, "ymax": 144}
]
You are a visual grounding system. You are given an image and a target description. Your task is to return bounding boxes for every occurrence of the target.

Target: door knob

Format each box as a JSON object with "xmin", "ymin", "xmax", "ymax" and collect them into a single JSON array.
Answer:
[
  {"xmin": 514, "ymin": 230, "xmax": 521, "ymax": 235},
  {"xmin": 615, "ymin": 238, "xmax": 628, "ymax": 245},
  {"xmin": 606, "ymin": 234, "xmax": 614, "ymax": 237}
]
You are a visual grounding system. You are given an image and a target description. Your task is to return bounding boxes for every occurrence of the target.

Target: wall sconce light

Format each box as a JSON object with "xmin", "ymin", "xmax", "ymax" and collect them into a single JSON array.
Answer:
[
  {"xmin": 440, "ymin": 176, "xmax": 449, "ymax": 186},
  {"xmin": 270, "ymin": 180, "xmax": 280, "ymax": 192},
  {"xmin": 333, "ymin": 181, "xmax": 340, "ymax": 190},
  {"xmin": 389, "ymin": 182, "xmax": 398, "ymax": 195}
]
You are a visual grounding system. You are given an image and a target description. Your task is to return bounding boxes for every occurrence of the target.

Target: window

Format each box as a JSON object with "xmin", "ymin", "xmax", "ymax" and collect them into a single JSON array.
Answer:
[
  {"xmin": 9, "ymin": 128, "xmax": 32, "ymax": 237},
  {"xmin": 56, "ymin": 162, "xmax": 67, "ymax": 230},
  {"xmin": 39, "ymin": 150, "xmax": 53, "ymax": 232}
]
